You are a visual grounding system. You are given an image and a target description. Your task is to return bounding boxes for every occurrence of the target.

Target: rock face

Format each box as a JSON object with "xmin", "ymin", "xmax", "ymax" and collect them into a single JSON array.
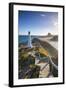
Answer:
[{"xmin": 50, "ymin": 35, "xmax": 58, "ymax": 41}]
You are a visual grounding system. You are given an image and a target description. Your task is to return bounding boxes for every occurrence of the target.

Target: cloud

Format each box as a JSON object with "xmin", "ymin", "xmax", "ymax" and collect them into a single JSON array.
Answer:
[
  {"xmin": 40, "ymin": 14, "xmax": 46, "ymax": 17},
  {"xmin": 53, "ymin": 22, "xmax": 58, "ymax": 26}
]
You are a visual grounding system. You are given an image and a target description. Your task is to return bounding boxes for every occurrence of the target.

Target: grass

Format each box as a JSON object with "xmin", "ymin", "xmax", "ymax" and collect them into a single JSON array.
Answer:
[{"xmin": 38, "ymin": 47, "xmax": 48, "ymax": 56}]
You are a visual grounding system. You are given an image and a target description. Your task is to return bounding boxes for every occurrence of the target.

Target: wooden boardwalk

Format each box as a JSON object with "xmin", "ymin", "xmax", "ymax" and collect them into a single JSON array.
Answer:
[{"xmin": 36, "ymin": 62, "xmax": 53, "ymax": 78}]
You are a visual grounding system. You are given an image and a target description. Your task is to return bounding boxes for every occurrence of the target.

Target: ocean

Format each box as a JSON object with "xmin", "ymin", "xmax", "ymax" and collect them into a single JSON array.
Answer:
[
  {"xmin": 19, "ymin": 35, "xmax": 36, "ymax": 44},
  {"xmin": 19, "ymin": 35, "xmax": 28, "ymax": 44}
]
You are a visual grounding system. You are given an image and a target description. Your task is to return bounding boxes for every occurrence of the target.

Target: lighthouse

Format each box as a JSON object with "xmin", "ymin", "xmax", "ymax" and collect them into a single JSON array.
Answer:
[{"xmin": 28, "ymin": 31, "xmax": 32, "ymax": 48}]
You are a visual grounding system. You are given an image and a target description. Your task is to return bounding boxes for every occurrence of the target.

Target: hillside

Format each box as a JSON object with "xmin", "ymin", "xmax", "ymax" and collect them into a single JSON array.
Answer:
[
  {"xmin": 50, "ymin": 35, "xmax": 58, "ymax": 41},
  {"xmin": 32, "ymin": 38, "xmax": 58, "ymax": 65}
]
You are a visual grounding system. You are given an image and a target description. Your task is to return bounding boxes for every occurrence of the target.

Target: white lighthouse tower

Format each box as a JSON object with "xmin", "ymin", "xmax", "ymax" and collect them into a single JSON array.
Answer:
[{"xmin": 28, "ymin": 31, "xmax": 32, "ymax": 48}]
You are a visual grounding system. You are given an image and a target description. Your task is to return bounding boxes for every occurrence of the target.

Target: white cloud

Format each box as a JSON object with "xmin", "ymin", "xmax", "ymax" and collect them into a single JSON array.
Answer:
[
  {"xmin": 40, "ymin": 14, "xmax": 45, "ymax": 17},
  {"xmin": 53, "ymin": 22, "xmax": 58, "ymax": 26}
]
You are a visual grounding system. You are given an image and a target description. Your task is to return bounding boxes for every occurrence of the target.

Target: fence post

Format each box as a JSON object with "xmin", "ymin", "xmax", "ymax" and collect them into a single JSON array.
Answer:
[{"xmin": 49, "ymin": 60, "xmax": 53, "ymax": 73}]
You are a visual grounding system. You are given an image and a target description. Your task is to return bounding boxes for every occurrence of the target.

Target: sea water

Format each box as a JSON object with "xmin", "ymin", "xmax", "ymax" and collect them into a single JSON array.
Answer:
[{"xmin": 19, "ymin": 35, "xmax": 36, "ymax": 44}]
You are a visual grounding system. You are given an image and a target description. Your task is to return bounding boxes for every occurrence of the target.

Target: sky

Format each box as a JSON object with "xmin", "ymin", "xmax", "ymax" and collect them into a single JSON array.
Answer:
[{"xmin": 18, "ymin": 11, "xmax": 58, "ymax": 36}]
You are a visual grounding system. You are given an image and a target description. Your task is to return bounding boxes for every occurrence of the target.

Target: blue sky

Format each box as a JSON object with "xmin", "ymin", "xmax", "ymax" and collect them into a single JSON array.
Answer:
[{"xmin": 18, "ymin": 11, "xmax": 58, "ymax": 35}]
